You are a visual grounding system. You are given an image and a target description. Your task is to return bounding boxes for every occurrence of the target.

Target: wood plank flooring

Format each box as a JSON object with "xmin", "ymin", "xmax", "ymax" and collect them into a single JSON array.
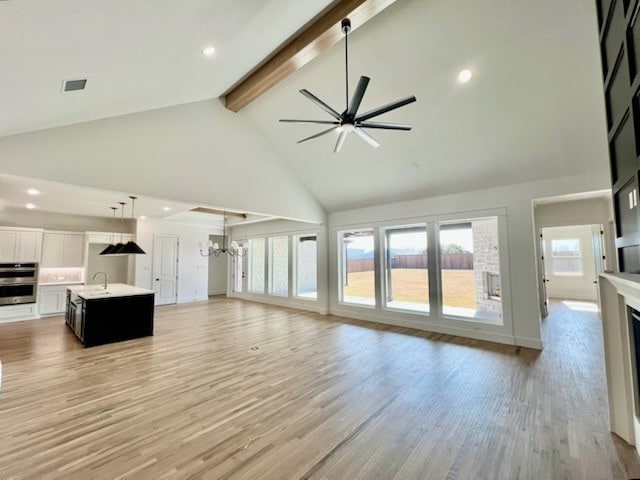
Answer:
[{"xmin": 0, "ymin": 298, "xmax": 638, "ymax": 479}]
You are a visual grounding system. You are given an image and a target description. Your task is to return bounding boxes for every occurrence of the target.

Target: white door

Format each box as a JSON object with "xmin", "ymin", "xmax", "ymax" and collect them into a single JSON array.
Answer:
[
  {"xmin": 153, "ymin": 235, "xmax": 178, "ymax": 305},
  {"xmin": 232, "ymin": 241, "xmax": 247, "ymax": 294},
  {"xmin": 538, "ymin": 230, "xmax": 549, "ymax": 317},
  {"xmin": 592, "ymin": 225, "xmax": 605, "ymax": 309}
]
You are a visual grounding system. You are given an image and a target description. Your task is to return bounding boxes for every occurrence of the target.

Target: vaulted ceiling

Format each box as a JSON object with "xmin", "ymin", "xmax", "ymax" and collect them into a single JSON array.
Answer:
[{"xmin": 0, "ymin": 0, "xmax": 609, "ymax": 219}]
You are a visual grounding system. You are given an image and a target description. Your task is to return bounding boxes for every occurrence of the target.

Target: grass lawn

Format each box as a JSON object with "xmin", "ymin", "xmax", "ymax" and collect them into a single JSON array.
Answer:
[{"xmin": 343, "ymin": 268, "xmax": 476, "ymax": 309}]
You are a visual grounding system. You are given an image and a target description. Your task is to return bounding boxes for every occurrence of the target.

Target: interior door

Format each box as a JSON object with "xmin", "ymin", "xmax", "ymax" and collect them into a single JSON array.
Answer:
[
  {"xmin": 153, "ymin": 235, "xmax": 178, "ymax": 305},
  {"xmin": 538, "ymin": 230, "xmax": 549, "ymax": 317},
  {"xmin": 232, "ymin": 241, "xmax": 247, "ymax": 294},
  {"xmin": 592, "ymin": 225, "xmax": 605, "ymax": 309}
]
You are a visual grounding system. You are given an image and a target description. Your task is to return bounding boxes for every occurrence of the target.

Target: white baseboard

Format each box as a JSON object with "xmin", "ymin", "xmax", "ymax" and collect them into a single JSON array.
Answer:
[
  {"xmin": 514, "ymin": 336, "xmax": 544, "ymax": 350},
  {"xmin": 329, "ymin": 306, "xmax": 522, "ymax": 348},
  {"xmin": 233, "ymin": 293, "xmax": 327, "ymax": 314},
  {"xmin": 177, "ymin": 296, "xmax": 209, "ymax": 304},
  {"xmin": 0, "ymin": 315, "xmax": 40, "ymax": 325}
]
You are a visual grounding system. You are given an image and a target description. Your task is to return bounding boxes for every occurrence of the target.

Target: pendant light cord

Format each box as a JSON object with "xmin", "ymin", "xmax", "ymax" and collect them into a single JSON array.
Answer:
[{"xmin": 119, "ymin": 202, "xmax": 126, "ymax": 243}]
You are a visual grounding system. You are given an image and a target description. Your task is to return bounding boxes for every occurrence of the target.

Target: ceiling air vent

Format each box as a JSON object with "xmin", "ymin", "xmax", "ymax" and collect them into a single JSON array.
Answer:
[{"xmin": 62, "ymin": 79, "xmax": 87, "ymax": 92}]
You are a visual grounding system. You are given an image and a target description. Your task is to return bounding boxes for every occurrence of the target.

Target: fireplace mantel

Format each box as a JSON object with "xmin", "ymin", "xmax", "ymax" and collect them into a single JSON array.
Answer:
[{"xmin": 599, "ymin": 273, "xmax": 640, "ymax": 448}]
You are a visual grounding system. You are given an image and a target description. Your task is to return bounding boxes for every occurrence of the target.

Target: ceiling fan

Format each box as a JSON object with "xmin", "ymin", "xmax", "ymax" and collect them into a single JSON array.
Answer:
[{"xmin": 280, "ymin": 18, "xmax": 417, "ymax": 153}]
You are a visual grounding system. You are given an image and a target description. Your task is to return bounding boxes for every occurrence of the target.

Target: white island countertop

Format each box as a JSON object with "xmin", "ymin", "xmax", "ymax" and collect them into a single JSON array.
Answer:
[{"xmin": 68, "ymin": 283, "xmax": 155, "ymax": 300}]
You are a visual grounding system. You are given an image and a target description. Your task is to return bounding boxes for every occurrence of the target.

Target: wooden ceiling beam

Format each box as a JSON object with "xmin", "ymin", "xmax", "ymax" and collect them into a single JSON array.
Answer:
[
  {"xmin": 223, "ymin": 0, "xmax": 398, "ymax": 112},
  {"xmin": 191, "ymin": 207, "xmax": 247, "ymax": 219}
]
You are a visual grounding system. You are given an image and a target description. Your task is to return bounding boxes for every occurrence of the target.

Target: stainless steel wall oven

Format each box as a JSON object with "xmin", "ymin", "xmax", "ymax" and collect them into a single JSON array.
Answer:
[{"xmin": 0, "ymin": 263, "xmax": 38, "ymax": 305}]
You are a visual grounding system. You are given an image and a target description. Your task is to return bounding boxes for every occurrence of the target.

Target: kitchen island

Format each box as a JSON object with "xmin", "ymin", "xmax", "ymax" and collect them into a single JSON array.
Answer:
[{"xmin": 65, "ymin": 284, "xmax": 155, "ymax": 347}]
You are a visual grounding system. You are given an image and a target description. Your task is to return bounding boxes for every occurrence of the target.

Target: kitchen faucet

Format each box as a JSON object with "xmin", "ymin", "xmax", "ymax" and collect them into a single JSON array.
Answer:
[{"xmin": 93, "ymin": 272, "xmax": 108, "ymax": 290}]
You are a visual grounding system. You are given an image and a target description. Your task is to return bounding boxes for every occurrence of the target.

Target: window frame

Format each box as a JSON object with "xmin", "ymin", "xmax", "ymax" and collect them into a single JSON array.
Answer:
[
  {"xmin": 268, "ymin": 236, "xmax": 290, "ymax": 297},
  {"xmin": 247, "ymin": 237, "xmax": 266, "ymax": 294},
  {"xmin": 436, "ymin": 218, "xmax": 503, "ymax": 324},
  {"xmin": 380, "ymin": 223, "xmax": 430, "ymax": 315},
  {"xmin": 293, "ymin": 234, "xmax": 318, "ymax": 301},
  {"xmin": 338, "ymin": 228, "xmax": 377, "ymax": 308}
]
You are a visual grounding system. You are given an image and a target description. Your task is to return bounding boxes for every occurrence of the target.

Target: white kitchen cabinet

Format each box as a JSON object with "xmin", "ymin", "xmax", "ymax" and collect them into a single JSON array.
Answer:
[
  {"xmin": 86, "ymin": 232, "xmax": 133, "ymax": 244},
  {"xmin": 0, "ymin": 231, "xmax": 18, "ymax": 261},
  {"xmin": 0, "ymin": 303, "xmax": 37, "ymax": 323},
  {"xmin": 0, "ymin": 228, "xmax": 42, "ymax": 263},
  {"xmin": 38, "ymin": 285, "xmax": 69, "ymax": 315},
  {"xmin": 41, "ymin": 232, "xmax": 85, "ymax": 267},
  {"xmin": 62, "ymin": 234, "xmax": 84, "ymax": 266}
]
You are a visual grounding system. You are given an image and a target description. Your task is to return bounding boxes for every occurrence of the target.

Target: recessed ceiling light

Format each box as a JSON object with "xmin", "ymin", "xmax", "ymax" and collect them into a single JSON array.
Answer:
[
  {"xmin": 163, "ymin": 207, "xmax": 170, "ymax": 212},
  {"xmin": 26, "ymin": 203, "xmax": 35, "ymax": 209},
  {"xmin": 202, "ymin": 46, "xmax": 216, "ymax": 57},
  {"xmin": 139, "ymin": 216, "xmax": 147, "ymax": 220},
  {"xmin": 27, "ymin": 188, "xmax": 39, "ymax": 195},
  {"xmin": 458, "ymin": 69, "xmax": 473, "ymax": 84}
]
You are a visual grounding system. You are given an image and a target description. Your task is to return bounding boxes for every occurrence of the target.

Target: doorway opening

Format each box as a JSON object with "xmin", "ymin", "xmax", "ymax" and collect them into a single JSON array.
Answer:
[
  {"xmin": 207, "ymin": 234, "xmax": 228, "ymax": 297},
  {"xmin": 538, "ymin": 224, "xmax": 606, "ymax": 316}
]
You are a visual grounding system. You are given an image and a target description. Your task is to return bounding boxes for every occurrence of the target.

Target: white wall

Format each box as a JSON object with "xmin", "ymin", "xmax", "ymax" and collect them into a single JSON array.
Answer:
[
  {"xmin": 542, "ymin": 225, "xmax": 598, "ymax": 301},
  {"xmin": 328, "ymin": 170, "xmax": 611, "ymax": 350},
  {"xmin": 207, "ymin": 234, "xmax": 228, "ymax": 295},
  {"xmin": 86, "ymin": 243, "xmax": 129, "ymax": 285},
  {"xmin": 231, "ymin": 219, "xmax": 328, "ymax": 314},
  {"xmin": 535, "ymin": 196, "xmax": 613, "ymax": 228},
  {"xmin": 134, "ymin": 219, "xmax": 211, "ymax": 304},
  {"xmin": 0, "ymin": 100, "xmax": 326, "ymax": 224}
]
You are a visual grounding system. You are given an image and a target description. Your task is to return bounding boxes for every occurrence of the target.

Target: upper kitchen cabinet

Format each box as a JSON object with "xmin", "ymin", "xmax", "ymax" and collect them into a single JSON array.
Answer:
[
  {"xmin": 86, "ymin": 232, "xmax": 133, "ymax": 245},
  {"xmin": 0, "ymin": 227, "xmax": 43, "ymax": 263},
  {"xmin": 41, "ymin": 232, "xmax": 85, "ymax": 268}
]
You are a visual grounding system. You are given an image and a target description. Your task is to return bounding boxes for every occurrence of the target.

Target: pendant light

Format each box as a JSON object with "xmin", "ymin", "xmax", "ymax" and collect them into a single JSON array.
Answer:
[
  {"xmin": 108, "ymin": 202, "xmax": 127, "ymax": 255},
  {"xmin": 115, "ymin": 196, "xmax": 146, "ymax": 254},
  {"xmin": 99, "ymin": 206, "xmax": 119, "ymax": 255}
]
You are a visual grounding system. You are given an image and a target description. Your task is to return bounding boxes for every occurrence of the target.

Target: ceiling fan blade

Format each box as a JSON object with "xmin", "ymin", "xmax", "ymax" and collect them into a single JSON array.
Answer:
[
  {"xmin": 297, "ymin": 126, "xmax": 337, "ymax": 144},
  {"xmin": 355, "ymin": 95, "xmax": 417, "ymax": 122},
  {"xmin": 300, "ymin": 89, "xmax": 342, "ymax": 120},
  {"xmin": 358, "ymin": 121, "xmax": 412, "ymax": 131},
  {"xmin": 280, "ymin": 119, "xmax": 339, "ymax": 125},
  {"xmin": 354, "ymin": 128, "xmax": 380, "ymax": 148},
  {"xmin": 334, "ymin": 131, "xmax": 348, "ymax": 153},
  {"xmin": 347, "ymin": 76, "xmax": 370, "ymax": 117}
]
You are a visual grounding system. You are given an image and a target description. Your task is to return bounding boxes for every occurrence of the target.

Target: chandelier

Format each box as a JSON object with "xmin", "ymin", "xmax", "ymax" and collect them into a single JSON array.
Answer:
[{"xmin": 200, "ymin": 211, "xmax": 245, "ymax": 257}]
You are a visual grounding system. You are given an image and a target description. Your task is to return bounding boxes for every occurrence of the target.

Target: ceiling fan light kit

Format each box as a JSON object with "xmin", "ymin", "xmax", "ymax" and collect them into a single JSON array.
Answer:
[{"xmin": 280, "ymin": 18, "xmax": 416, "ymax": 153}]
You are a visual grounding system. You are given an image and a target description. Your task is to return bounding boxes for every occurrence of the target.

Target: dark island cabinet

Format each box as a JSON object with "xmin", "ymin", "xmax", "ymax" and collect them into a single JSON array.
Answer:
[
  {"xmin": 597, "ymin": 0, "xmax": 640, "ymax": 272},
  {"xmin": 65, "ymin": 291, "xmax": 154, "ymax": 348}
]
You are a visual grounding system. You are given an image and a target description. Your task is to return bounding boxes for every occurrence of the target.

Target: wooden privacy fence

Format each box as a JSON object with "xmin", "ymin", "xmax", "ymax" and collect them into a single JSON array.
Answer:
[{"xmin": 346, "ymin": 254, "xmax": 473, "ymax": 273}]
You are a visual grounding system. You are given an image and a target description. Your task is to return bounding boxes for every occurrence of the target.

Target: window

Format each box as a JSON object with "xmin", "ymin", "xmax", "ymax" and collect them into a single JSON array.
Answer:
[
  {"xmin": 296, "ymin": 235, "xmax": 317, "ymax": 299},
  {"xmin": 269, "ymin": 237, "xmax": 289, "ymax": 296},
  {"xmin": 340, "ymin": 229, "xmax": 375, "ymax": 306},
  {"xmin": 248, "ymin": 238, "xmax": 265, "ymax": 293},
  {"xmin": 439, "ymin": 218, "xmax": 502, "ymax": 321},
  {"xmin": 551, "ymin": 239, "xmax": 583, "ymax": 275},
  {"xmin": 383, "ymin": 225, "xmax": 428, "ymax": 313}
]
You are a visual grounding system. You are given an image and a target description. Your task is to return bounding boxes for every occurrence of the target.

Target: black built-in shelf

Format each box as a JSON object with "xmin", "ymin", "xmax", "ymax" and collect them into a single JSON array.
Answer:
[{"xmin": 598, "ymin": 0, "xmax": 640, "ymax": 272}]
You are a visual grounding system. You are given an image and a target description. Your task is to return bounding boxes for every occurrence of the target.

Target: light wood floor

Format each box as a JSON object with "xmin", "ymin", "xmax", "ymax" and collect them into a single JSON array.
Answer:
[{"xmin": 0, "ymin": 299, "xmax": 639, "ymax": 479}]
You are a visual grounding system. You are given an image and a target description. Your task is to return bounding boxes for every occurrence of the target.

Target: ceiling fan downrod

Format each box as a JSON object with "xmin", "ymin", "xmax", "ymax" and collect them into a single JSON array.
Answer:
[{"xmin": 342, "ymin": 18, "xmax": 351, "ymax": 113}]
